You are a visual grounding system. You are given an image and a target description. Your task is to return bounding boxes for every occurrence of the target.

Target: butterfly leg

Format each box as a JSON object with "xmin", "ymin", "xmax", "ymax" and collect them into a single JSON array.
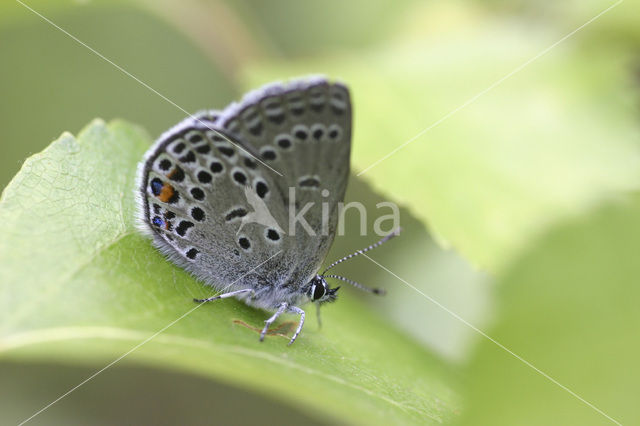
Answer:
[
  {"xmin": 287, "ymin": 306, "xmax": 306, "ymax": 346},
  {"xmin": 260, "ymin": 302, "xmax": 288, "ymax": 342},
  {"xmin": 193, "ymin": 288, "xmax": 254, "ymax": 303}
]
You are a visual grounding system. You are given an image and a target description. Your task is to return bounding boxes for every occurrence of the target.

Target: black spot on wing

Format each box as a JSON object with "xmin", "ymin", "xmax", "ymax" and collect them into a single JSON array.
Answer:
[
  {"xmin": 191, "ymin": 207, "xmax": 205, "ymax": 222},
  {"xmin": 256, "ymin": 181, "xmax": 268, "ymax": 198},
  {"xmin": 197, "ymin": 170, "xmax": 212, "ymax": 183},
  {"xmin": 209, "ymin": 161, "xmax": 224, "ymax": 174},
  {"xmin": 268, "ymin": 113, "xmax": 285, "ymax": 125},
  {"xmin": 276, "ymin": 135, "xmax": 292, "ymax": 149},
  {"xmin": 168, "ymin": 166, "xmax": 185, "ymax": 182},
  {"xmin": 225, "ymin": 208, "xmax": 247, "ymax": 221},
  {"xmin": 244, "ymin": 157, "xmax": 257, "ymax": 169},
  {"xmin": 238, "ymin": 237, "xmax": 251, "ymax": 250},
  {"xmin": 248, "ymin": 121, "xmax": 263, "ymax": 136},
  {"xmin": 188, "ymin": 133, "xmax": 203, "ymax": 143},
  {"xmin": 266, "ymin": 228, "xmax": 280, "ymax": 241},
  {"xmin": 195, "ymin": 144, "xmax": 211, "ymax": 154},
  {"xmin": 179, "ymin": 151, "xmax": 196, "ymax": 164},
  {"xmin": 173, "ymin": 142, "xmax": 186, "ymax": 154},
  {"xmin": 176, "ymin": 220, "xmax": 194, "ymax": 237},
  {"xmin": 233, "ymin": 170, "xmax": 247, "ymax": 185},
  {"xmin": 261, "ymin": 148, "xmax": 277, "ymax": 161},
  {"xmin": 218, "ymin": 146, "xmax": 235, "ymax": 158},
  {"xmin": 186, "ymin": 248, "xmax": 199, "ymax": 260},
  {"xmin": 158, "ymin": 159, "xmax": 172, "ymax": 171},
  {"xmin": 299, "ymin": 177, "xmax": 320, "ymax": 188},
  {"xmin": 190, "ymin": 187, "xmax": 205, "ymax": 200},
  {"xmin": 294, "ymin": 128, "xmax": 308, "ymax": 141}
]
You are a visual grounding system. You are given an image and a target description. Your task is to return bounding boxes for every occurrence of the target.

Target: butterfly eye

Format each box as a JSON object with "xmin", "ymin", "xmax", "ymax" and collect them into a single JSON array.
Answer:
[{"xmin": 312, "ymin": 282, "xmax": 326, "ymax": 301}]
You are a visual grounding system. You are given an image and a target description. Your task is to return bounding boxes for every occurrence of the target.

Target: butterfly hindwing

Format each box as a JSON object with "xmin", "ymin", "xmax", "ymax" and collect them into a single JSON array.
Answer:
[
  {"xmin": 138, "ymin": 119, "xmax": 291, "ymax": 296},
  {"xmin": 137, "ymin": 77, "xmax": 352, "ymax": 305}
]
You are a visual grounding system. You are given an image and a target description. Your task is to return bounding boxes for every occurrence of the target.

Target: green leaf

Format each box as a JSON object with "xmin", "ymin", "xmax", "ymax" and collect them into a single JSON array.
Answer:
[
  {"xmin": 0, "ymin": 119, "xmax": 459, "ymax": 425},
  {"xmin": 460, "ymin": 194, "xmax": 640, "ymax": 425},
  {"xmin": 0, "ymin": 361, "xmax": 328, "ymax": 425},
  {"xmin": 243, "ymin": 1, "xmax": 640, "ymax": 273}
]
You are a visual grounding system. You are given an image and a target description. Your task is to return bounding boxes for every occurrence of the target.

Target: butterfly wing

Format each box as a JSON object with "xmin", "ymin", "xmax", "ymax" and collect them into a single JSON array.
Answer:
[
  {"xmin": 137, "ymin": 77, "xmax": 351, "ymax": 304},
  {"xmin": 216, "ymin": 77, "xmax": 352, "ymax": 287}
]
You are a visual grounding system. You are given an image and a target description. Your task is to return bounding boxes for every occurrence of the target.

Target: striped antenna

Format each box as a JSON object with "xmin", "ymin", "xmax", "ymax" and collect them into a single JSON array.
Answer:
[
  {"xmin": 321, "ymin": 228, "xmax": 401, "ymax": 274},
  {"xmin": 322, "ymin": 274, "xmax": 386, "ymax": 295}
]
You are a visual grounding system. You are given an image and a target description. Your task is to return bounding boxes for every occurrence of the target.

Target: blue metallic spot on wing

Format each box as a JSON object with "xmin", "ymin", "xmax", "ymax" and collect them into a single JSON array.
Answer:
[{"xmin": 150, "ymin": 178, "xmax": 163, "ymax": 196}]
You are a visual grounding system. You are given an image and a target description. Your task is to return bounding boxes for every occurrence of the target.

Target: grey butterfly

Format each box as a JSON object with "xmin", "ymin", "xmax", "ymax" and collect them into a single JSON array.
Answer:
[{"xmin": 136, "ymin": 76, "xmax": 398, "ymax": 345}]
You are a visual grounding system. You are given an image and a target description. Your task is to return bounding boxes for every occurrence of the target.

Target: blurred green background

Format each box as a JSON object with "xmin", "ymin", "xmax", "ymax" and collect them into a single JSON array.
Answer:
[{"xmin": 1, "ymin": 0, "xmax": 640, "ymax": 424}]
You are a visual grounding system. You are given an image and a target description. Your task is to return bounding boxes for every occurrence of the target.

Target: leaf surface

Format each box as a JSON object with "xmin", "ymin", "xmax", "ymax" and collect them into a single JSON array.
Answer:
[{"xmin": 0, "ymin": 119, "xmax": 459, "ymax": 425}]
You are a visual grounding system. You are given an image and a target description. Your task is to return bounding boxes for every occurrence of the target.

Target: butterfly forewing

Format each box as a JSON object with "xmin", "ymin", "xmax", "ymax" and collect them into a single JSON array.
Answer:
[{"xmin": 217, "ymin": 78, "xmax": 352, "ymax": 285}]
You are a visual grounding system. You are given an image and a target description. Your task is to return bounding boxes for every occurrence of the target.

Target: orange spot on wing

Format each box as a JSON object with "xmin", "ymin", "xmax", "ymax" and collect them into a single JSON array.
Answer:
[{"xmin": 158, "ymin": 184, "xmax": 175, "ymax": 203}]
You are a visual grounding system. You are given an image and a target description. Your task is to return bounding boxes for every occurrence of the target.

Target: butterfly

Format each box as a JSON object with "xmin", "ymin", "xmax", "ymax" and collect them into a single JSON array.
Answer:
[{"xmin": 136, "ymin": 76, "xmax": 398, "ymax": 345}]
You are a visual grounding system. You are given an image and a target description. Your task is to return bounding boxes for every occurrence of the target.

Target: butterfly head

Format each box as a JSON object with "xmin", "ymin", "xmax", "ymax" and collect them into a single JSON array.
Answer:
[{"xmin": 307, "ymin": 275, "xmax": 339, "ymax": 304}]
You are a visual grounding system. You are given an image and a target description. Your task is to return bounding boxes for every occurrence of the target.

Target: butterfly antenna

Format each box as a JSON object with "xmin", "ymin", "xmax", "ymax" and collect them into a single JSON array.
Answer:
[
  {"xmin": 321, "ymin": 228, "xmax": 401, "ymax": 274},
  {"xmin": 322, "ymin": 274, "xmax": 386, "ymax": 295}
]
